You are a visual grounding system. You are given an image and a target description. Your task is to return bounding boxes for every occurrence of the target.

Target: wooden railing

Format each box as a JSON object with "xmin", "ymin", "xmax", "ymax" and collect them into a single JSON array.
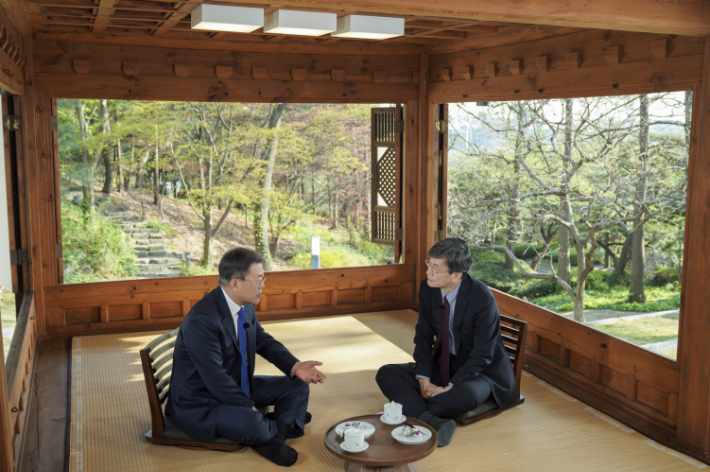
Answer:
[
  {"xmin": 4, "ymin": 293, "xmax": 38, "ymax": 471},
  {"xmin": 493, "ymin": 290, "xmax": 680, "ymax": 434},
  {"xmin": 44, "ymin": 265, "xmax": 417, "ymax": 336}
]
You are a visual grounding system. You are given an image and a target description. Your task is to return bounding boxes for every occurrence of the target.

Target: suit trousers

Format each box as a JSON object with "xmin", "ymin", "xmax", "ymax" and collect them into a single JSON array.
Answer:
[
  {"xmin": 214, "ymin": 375, "xmax": 309, "ymax": 445},
  {"xmin": 376, "ymin": 363, "xmax": 492, "ymax": 419}
]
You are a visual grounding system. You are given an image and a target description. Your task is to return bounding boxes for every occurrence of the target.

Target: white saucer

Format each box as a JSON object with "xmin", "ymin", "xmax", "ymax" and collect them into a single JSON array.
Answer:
[
  {"xmin": 380, "ymin": 414, "xmax": 405, "ymax": 425},
  {"xmin": 335, "ymin": 421, "xmax": 375, "ymax": 438},
  {"xmin": 391, "ymin": 425, "xmax": 433, "ymax": 445},
  {"xmin": 340, "ymin": 441, "xmax": 369, "ymax": 453}
]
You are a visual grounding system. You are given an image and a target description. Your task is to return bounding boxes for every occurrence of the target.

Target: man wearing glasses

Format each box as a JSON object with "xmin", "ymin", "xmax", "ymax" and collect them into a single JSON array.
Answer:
[
  {"xmin": 376, "ymin": 238, "xmax": 516, "ymax": 447},
  {"xmin": 167, "ymin": 247, "xmax": 326, "ymax": 467}
]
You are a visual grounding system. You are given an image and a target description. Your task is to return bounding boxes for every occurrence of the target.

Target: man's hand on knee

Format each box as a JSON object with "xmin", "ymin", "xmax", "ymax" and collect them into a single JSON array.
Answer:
[
  {"xmin": 419, "ymin": 378, "xmax": 440, "ymax": 398},
  {"xmin": 291, "ymin": 360, "xmax": 327, "ymax": 384}
]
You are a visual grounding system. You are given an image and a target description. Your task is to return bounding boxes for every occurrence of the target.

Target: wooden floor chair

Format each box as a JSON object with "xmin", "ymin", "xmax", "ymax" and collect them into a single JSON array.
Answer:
[
  {"xmin": 139, "ymin": 328, "xmax": 243, "ymax": 452},
  {"xmin": 456, "ymin": 315, "xmax": 528, "ymax": 425}
]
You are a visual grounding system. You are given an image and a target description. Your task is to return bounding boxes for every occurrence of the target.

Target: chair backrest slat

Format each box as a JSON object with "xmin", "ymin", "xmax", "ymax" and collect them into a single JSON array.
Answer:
[
  {"xmin": 140, "ymin": 328, "xmax": 179, "ymax": 439},
  {"xmin": 499, "ymin": 315, "xmax": 528, "ymax": 399},
  {"xmin": 155, "ymin": 363, "xmax": 173, "ymax": 382},
  {"xmin": 150, "ymin": 340, "xmax": 176, "ymax": 362},
  {"xmin": 145, "ymin": 329, "xmax": 179, "ymax": 352}
]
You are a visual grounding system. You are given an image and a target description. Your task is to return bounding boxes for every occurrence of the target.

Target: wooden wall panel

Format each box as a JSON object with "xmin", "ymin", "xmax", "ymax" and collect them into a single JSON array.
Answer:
[
  {"xmin": 32, "ymin": 41, "xmax": 418, "ymax": 103},
  {"xmin": 428, "ymin": 30, "xmax": 702, "ymax": 103},
  {"xmin": 43, "ymin": 265, "xmax": 417, "ymax": 336},
  {"xmin": 65, "ymin": 306, "xmax": 100, "ymax": 325},
  {"xmin": 150, "ymin": 301, "xmax": 182, "ymax": 319},
  {"xmin": 109, "ymin": 304, "xmax": 142, "ymax": 321},
  {"xmin": 494, "ymin": 291, "xmax": 681, "ymax": 434},
  {"xmin": 303, "ymin": 291, "xmax": 331, "ymax": 307}
]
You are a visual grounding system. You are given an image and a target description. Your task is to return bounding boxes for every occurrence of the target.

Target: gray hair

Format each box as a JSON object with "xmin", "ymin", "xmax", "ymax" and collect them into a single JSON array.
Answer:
[
  {"xmin": 218, "ymin": 247, "xmax": 264, "ymax": 286},
  {"xmin": 428, "ymin": 237, "xmax": 472, "ymax": 274}
]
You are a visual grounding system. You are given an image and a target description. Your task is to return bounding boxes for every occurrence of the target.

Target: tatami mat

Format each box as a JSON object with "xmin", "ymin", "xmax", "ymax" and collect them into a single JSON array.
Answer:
[{"xmin": 69, "ymin": 310, "xmax": 706, "ymax": 471}]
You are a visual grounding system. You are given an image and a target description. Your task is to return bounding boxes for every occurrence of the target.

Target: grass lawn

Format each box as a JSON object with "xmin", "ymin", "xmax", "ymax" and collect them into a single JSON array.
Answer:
[
  {"xmin": 1, "ymin": 289, "xmax": 16, "ymax": 328},
  {"xmin": 533, "ymin": 286, "xmax": 680, "ymax": 313},
  {"xmin": 592, "ymin": 313, "xmax": 679, "ymax": 348}
]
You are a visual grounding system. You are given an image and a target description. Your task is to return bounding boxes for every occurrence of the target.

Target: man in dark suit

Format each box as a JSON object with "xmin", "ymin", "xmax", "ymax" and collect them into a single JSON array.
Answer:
[
  {"xmin": 376, "ymin": 238, "xmax": 516, "ymax": 447},
  {"xmin": 167, "ymin": 247, "xmax": 326, "ymax": 467}
]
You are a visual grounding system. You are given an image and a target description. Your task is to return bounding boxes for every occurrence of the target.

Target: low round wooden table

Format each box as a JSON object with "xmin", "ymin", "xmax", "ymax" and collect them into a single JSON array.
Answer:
[{"xmin": 324, "ymin": 414, "xmax": 438, "ymax": 472}]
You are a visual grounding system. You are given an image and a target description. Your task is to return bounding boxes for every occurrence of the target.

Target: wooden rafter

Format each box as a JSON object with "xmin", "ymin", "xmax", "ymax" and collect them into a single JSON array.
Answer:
[
  {"xmin": 92, "ymin": 0, "xmax": 117, "ymax": 34},
  {"xmin": 152, "ymin": 1, "xmax": 199, "ymax": 37}
]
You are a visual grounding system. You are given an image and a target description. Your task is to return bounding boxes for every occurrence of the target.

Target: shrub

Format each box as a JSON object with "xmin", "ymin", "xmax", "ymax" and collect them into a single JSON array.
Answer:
[
  {"xmin": 513, "ymin": 243, "xmax": 544, "ymax": 260},
  {"xmin": 470, "ymin": 248, "xmax": 505, "ymax": 264},
  {"xmin": 62, "ymin": 203, "xmax": 137, "ymax": 283},
  {"xmin": 647, "ymin": 266, "xmax": 682, "ymax": 287},
  {"xmin": 146, "ymin": 219, "xmax": 179, "ymax": 239},
  {"xmin": 468, "ymin": 262, "xmax": 523, "ymax": 292},
  {"xmin": 509, "ymin": 278, "xmax": 558, "ymax": 299}
]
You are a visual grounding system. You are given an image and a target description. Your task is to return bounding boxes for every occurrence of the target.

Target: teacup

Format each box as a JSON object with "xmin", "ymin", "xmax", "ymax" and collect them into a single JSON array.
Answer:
[
  {"xmin": 343, "ymin": 426, "xmax": 365, "ymax": 450},
  {"xmin": 384, "ymin": 401, "xmax": 403, "ymax": 422}
]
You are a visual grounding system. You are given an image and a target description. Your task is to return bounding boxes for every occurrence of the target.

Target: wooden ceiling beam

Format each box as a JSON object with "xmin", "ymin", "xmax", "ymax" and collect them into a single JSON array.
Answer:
[
  {"xmin": 152, "ymin": 1, "xmax": 198, "ymax": 37},
  {"xmin": 212, "ymin": 0, "xmax": 710, "ymax": 36},
  {"xmin": 22, "ymin": 1, "xmax": 45, "ymax": 32},
  {"xmin": 92, "ymin": 0, "xmax": 117, "ymax": 34}
]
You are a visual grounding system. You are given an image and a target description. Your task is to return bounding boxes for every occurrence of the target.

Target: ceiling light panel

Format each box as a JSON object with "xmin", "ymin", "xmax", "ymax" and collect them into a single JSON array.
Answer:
[
  {"xmin": 264, "ymin": 10, "xmax": 337, "ymax": 36},
  {"xmin": 331, "ymin": 15, "xmax": 405, "ymax": 40},
  {"xmin": 191, "ymin": 4, "xmax": 264, "ymax": 33}
]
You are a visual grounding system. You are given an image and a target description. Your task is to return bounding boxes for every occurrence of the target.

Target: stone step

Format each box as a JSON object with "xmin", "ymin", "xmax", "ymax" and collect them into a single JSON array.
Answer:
[
  {"xmin": 134, "ymin": 241, "xmax": 168, "ymax": 249},
  {"xmin": 118, "ymin": 221, "xmax": 146, "ymax": 229},
  {"xmin": 128, "ymin": 230, "xmax": 163, "ymax": 237},
  {"xmin": 135, "ymin": 257, "xmax": 182, "ymax": 265},
  {"xmin": 137, "ymin": 270, "xmax": 183, "ymax": 278},
  {"xmin": 108, "ymin": 215, "xmax": 142, "ymax": 222},
  {"xmin": 149, "ymin": 250, "xmax": 169, "ymax": 257},
  {"xmin": 136, "ymin": 263, "xmax": 184, "ymax": 271}
]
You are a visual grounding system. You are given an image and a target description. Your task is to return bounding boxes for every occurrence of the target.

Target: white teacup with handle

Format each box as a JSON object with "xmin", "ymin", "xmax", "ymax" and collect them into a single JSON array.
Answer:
[
  {"xmin": 343, "ymin": 424, "xmax": 365, "ymax": 450},
  {"xmin": 384, "ymin": 400, "xmax": 403, "ymax": 423}
]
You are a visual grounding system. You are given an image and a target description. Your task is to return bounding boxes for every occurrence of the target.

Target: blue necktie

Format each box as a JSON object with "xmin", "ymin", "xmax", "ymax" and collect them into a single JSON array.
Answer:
[{"xmin": 237, "ymin": 307, "xmax": 250, "ymax": 398}]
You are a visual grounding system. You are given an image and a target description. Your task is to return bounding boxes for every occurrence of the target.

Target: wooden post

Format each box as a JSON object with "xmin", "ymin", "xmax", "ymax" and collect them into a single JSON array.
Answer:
[
  {"xmin": 24, "ymin": 35, "xmax": 47, "ymax": 336},
  {"xmin": 677, "ymin": 38, "xmax": 710, "ymax": 454},
  {"xmin": 416, "ymin": 52, "xmax": 431, "ymax": 285}
]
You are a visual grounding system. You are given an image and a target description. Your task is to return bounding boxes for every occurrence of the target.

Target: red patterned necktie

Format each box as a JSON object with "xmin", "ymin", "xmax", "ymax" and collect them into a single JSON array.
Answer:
[{"xmin": 441, "ymin": 295, "xmax": 451, "ymax": 385}]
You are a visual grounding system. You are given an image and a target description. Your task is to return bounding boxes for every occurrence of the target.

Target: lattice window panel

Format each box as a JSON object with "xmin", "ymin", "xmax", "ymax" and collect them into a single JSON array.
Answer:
[
  {"xmin": 377, "ymin": 147, "xmax": 396, "ymax": 208},
  {"xmin": 373, "ymin": 109, "xmax": 396, "ymax": 144}
]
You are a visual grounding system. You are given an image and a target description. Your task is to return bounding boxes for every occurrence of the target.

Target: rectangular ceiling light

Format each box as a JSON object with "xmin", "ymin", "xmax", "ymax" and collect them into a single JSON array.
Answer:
[
  {"xmin": 331, "ymin": 15, "xmax": 405, "ymax": 40},
  {"xmin": 191, "ymin": 4, "xmax": 264, "ymax": 33},
  {"xmin": 264, "ymin": 10, "xmax": 337, "ymax": 36}
]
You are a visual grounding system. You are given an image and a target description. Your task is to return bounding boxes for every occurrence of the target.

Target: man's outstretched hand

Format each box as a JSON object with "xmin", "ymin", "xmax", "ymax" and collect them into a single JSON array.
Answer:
[{"xmin": 292, "ymin": 360, "xmax": 327, "ymax": 384}]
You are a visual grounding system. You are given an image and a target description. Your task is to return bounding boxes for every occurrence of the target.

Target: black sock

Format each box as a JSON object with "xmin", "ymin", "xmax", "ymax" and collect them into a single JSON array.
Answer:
[
  {"xmin": 252, "ymin": 438, "xmax": 298, "ymax": 467},
  {"xmin": 417, "ymin": 411, "xmax": 457, "ymax": 447},
  {"xmin": 275, "ymin": 422, "xmax": 291, "ymax": 443}
]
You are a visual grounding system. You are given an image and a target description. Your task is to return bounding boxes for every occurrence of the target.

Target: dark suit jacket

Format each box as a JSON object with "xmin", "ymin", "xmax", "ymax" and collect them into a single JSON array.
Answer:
[
  {"xmin": 412, "ymin": 274, "xmax": 517, "ymax": 410},
  {"xmin": 166, "ymin": 287, "xmax": 299, "ymax": 440}
]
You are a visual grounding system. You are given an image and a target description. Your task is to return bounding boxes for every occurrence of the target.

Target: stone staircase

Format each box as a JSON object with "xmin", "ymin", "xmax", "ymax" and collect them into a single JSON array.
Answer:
[{"xmin": 103, "ymin": 204, "xmax": 185, "ymax": 278}]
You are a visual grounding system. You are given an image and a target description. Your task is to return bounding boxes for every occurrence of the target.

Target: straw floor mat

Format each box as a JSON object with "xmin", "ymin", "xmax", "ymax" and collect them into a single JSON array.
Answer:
[{"xmin": 68, "ymin": 311, "xmax": 707, "ymax": 471}]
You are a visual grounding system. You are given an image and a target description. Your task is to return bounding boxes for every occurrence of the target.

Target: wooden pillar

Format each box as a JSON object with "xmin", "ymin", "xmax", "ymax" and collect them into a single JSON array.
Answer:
[
  {"xmin": 416, "ymin": 52, "xmax": 433, "ymax": 286},
  {"xmin": 677, "ymin": 37, "xmax": 710, "ymax": 453},
  {"xmin": 403, "ymin": 98, "xmax": 419, "ymax": 269},
  {"xmin": 23, "ymin": 35, "xmax": 47, "ymax": 336}
]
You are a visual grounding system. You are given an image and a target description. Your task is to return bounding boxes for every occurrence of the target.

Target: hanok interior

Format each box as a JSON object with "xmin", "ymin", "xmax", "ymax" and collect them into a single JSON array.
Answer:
[{"xmin": 1, "ymin": 1, "xmax": 709, "ymax": 471}]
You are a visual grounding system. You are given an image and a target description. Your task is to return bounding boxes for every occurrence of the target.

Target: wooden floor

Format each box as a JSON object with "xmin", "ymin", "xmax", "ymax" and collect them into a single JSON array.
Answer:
[{"xmin": 21, "ymin": 310, "xmax": 709, "ymax": 471}]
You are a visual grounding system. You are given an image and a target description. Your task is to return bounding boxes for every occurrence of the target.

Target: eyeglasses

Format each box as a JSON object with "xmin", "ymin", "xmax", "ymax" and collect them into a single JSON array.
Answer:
[
  {"xmin": 425, "ymin": 259, "xmax": 448, "ymax": 275},
  {"xmin": 238, "ymin": 276, "xmax": 267, "ymax": 289}
]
